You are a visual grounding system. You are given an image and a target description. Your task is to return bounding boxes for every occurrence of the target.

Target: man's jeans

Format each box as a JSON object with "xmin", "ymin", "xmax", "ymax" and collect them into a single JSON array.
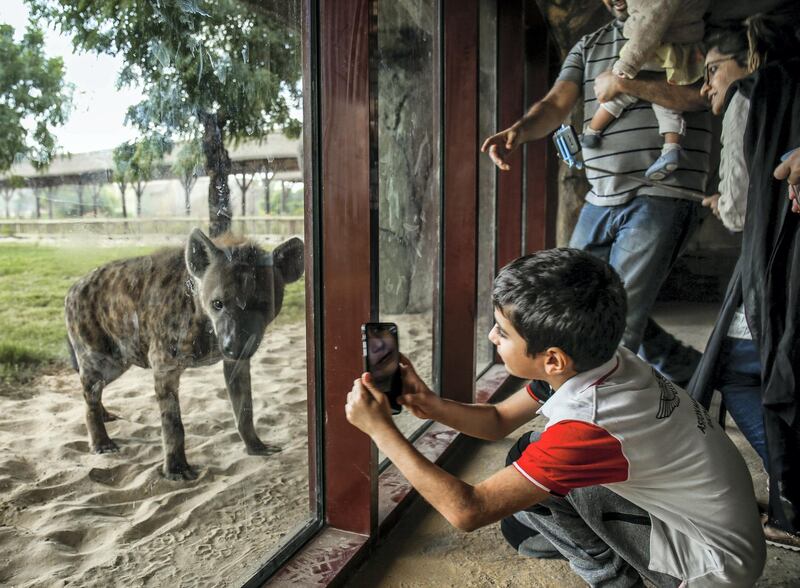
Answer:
[{"xmin": 569, "ymin": 196, "xmax": 700, "ymax": 384}]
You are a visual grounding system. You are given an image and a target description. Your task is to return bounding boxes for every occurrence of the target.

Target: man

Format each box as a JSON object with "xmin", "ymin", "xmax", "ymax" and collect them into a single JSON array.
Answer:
[{"xmin": 481, "ymin": 0, "xmax": 711, "ymax": 386}]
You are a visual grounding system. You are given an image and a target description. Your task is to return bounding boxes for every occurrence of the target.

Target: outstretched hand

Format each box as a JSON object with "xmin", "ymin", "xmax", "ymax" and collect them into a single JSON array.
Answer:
[
  {"xmin": 397, "ymin": 354, "xmax": 441, "ymax": 420},
  {"xmin": 345, "ymin": 372, "xmax": 394, "ymax": 437},
  {"xmin": 774, "ymin": 148, "xmax": 800, "ymax": 214},
  {"xmin": 481, "ymin": 125, "xmax": 521, "ymax": 171}
]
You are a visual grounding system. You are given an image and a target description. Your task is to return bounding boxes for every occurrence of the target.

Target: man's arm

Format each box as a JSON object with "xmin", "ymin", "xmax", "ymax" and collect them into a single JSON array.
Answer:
[
  {"xmin": 346, "ymin": 376, "xmax": 549, "ymax": 531},
  {"xmin": 397, "ymin": 357, "xmax": 541, "ymax": 441},
  {"xmin": 594, "ymin": 70, "xmax": 707, "ymax": 113},
  {"xmin": 481, "ymin": 80, "xmax": 581, "ymax": 171}
]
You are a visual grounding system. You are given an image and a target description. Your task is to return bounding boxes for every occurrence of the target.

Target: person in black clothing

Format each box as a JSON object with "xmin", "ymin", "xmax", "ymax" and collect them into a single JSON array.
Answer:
[{"xmin": 689, "ymin": 10, "xmax": 800, "ymax": 550}]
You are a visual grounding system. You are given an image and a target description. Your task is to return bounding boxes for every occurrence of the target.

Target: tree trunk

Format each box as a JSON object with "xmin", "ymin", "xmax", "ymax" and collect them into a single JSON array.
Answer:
[
  {"xmin": 234, "ymin": 172, "xmax": 254, "ymax": 217},
  {"xmin": 117, "ymin": 182, "xmax": 128, "ymax": 218},
  {"xmin": 201, "ymin": 112, "xmax": 232, "ymax": 237},
  {"xmin": 34, "ymin": 191, "xmax": 41, "ymax": 219},
  {"xmin": 76, "ymin": 183, "xmax": 84, "ymax": 217},
  {"xmin": 264, "ymin": 176, "xmax": 272, "ymax": 215},
  {"xmin": 47, "ymin": 189, "xmax": 53, "ymax": 219},
  {"xmin": 92, "ymin": 185, "xmax": 100, "ymax": 217},
  {"xmin": 280, "ymin": 181, "xmax": 288, "ymax": 214},
  {"xmin": 185, "ymin": 187, "xmax": 192, "ymax": 216},
  {"xmin": 179, "ymin": 174, "xmax": 196, "ymax": 216},
  {"xmin": 135, "ymin": 183, "xmax": 144, "ymax": 217}
]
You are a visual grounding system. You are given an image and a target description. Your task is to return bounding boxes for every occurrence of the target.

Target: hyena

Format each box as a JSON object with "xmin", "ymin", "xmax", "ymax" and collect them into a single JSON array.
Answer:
[{"xmin": 65, "ymin": 229, "xmax": 304, "ymax": 480}]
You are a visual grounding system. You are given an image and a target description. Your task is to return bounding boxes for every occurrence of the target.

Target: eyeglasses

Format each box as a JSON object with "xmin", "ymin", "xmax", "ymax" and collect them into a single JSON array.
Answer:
[{"xmin": 704, "ymin": 57, "xmax": 737, "ymax": 85}]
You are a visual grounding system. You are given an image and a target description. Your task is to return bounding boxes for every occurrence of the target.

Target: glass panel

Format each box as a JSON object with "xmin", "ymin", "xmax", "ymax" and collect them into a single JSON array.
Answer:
[
  {"xmin": 376, "ymin": 0, "xmax": 441, "ymax": 442},
  {"xmin": 0, "ymin": 1, "xmax": 315, "ymax": 585},
  {"xmin": 476, "ymin": 0, "xmax": 498, "ymax": 375}
]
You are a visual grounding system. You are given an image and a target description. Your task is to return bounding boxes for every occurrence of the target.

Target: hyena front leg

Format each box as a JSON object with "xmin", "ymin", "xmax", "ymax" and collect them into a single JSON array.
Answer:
[
  {"xmin": 152, "ymin": 365, "xmax": 197, "ymax": 481},
  {"xmin": 76, "ymin": 349, "xmax": 127, "ymax": 453},
  {"xmin": 223, "ymin": 359, "xmax": 279, "ymax": 455},
  {"xmin": 82, "ymin": 373, "xmax": 119, "ymax": 454}
]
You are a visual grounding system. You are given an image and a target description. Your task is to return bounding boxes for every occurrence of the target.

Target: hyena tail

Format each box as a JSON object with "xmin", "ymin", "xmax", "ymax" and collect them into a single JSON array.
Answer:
[{"xmin": 66, "ymin": 336, "xmax": 79, "ymax": 372}]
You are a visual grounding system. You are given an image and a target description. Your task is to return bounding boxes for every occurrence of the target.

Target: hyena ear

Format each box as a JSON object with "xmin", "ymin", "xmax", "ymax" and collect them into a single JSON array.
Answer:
[
  {"xmin": 273, "ymin": 237, "xmax": 304, "ymax": 284},
  {"xmin": 185, "ymin": 228, "xmax": 221, "ymax": 280}
]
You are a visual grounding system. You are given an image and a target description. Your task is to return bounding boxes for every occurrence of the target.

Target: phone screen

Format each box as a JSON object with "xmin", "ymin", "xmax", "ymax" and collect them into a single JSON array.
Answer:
[{"xmin": 362, "ymin": 323, "xmax": 402, "ymax": 414}]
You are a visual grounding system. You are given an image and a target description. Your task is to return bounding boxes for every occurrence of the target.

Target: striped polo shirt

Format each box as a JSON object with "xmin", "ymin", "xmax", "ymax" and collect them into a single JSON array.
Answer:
[{"xmin": 558, "ymin": 20, "xmax": 712, "ymax": 206}]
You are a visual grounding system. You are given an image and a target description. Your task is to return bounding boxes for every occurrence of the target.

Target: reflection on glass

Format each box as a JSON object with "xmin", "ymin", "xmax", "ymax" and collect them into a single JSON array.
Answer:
[
  {"xmin": 376, "ymin": 1, "xmax": 441, "ymax": 442},
  {"xmin": 476, "ymin": 0, "xmax": 498, "ymax": 375},
  {"xmin": 0, "ymin": 1, "xmax": 312, "ymax": 585}
]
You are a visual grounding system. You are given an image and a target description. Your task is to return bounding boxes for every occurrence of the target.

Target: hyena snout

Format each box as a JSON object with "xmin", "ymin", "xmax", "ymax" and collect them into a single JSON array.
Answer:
[{"xmin": 218, "ymin": 319, "xmax": 266, "ymax": 360}]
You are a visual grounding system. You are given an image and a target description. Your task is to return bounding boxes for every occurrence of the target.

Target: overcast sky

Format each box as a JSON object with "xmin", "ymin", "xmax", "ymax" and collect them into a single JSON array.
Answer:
[{"xmin": 3, "ymin": 0, "xmax": 143, "ymax": 154}]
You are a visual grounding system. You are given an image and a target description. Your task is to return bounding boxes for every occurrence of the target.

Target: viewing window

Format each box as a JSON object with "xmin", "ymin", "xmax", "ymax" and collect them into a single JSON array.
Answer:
[{"xmin": 0, "ymin": 1, "xmax": 317, "ymax": 585}]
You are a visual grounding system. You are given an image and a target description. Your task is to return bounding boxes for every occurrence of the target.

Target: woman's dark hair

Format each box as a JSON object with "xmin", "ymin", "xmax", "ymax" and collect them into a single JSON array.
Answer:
[
  {"xmin": 705, "ymin": 9, "xmax": 800, "ymax": 71},
  {"xmin": 492, "ymin": 248, "xmax": 627, "ymax": 372}
]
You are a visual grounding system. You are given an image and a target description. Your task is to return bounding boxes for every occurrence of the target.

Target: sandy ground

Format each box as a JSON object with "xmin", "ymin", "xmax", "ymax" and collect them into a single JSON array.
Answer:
[
  {"xmin": 0, "ymin": 312, "xmax": 436, "ymax": 587},
  {"xmin": 0, "ymin": 322, "xmax": 312, "ymax": 587}
]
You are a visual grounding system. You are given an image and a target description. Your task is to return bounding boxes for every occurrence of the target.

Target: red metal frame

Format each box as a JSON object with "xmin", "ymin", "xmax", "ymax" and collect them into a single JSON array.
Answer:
[
  {"xmin": 440, "ymin": 0, "xmax": 479, "ymax": 403},
  {"xmin": 524, "ymin": 3, "xmax": 558, "ymax": 253},
  {"xmin": 269, "ymin": 0, "xmax": 557, "ymax": 584},
  {"xmin": 495, "ymin": 0, "xmax": 526, "ymax": 270},
  {"xmin": 302, "ymin": 0, "xmax": 320, "ymax": 519},
  {"xmin": 318, "ymin": 0, "xmax": 377, "ymax": 536}
]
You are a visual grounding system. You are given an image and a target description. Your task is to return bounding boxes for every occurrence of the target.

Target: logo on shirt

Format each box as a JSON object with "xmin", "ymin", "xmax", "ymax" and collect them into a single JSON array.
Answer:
[{"xmin": 653, "ymin": 369, "xmax": 680, "ymax": 419}]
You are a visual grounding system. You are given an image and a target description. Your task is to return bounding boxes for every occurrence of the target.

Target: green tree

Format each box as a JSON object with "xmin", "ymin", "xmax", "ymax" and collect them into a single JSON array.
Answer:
[
  {"xmin": 114, "ymin": 137, "xmax": 171, "ymax": 217},
  {"xmin": 1, "ymin": 176, "xmax": 24, "ymax": 218},
  {"xmin": 172, "ymin": 140, "xmax": 204, "ymax": 216},
  {"xmin": 29, "ymin": 0, "xmax": 302, "ymax": 236},
  {"xmin": 0, "ymin": 23, "xmax": 72, "ymax": 174},
  {"xmin": 112, "ymin": 142, "xmax": 135, "ymax": 218}
]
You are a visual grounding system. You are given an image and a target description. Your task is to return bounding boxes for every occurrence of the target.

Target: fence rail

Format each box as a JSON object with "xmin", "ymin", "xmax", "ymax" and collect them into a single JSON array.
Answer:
[{"xmin": 0, "ymin": 216, "xmax": 304, "ymax": 239}]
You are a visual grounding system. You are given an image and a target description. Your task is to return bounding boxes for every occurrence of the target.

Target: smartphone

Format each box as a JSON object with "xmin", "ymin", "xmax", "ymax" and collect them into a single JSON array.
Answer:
[{"xmin": 361, "ymin": 322, "xmax": 402, "ymax": 415}]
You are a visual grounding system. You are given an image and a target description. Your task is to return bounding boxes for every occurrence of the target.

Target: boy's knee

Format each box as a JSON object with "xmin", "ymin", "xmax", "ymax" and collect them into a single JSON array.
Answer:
[{"xmin": 501, "ymin": 515, "xmax": 532, "ymax": 551}]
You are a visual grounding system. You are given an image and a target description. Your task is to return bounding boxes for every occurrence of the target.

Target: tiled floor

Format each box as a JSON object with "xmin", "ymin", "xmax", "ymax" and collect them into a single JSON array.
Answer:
[{"xmin": 348, "ymin": 302, "xmax": 800, "ymax": 587}]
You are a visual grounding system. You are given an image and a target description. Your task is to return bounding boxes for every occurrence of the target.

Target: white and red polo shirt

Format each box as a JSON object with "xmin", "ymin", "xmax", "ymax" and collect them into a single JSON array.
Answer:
[{"xmin": 513, "ymin": 346, "xmax": 765, "ymax": 586}]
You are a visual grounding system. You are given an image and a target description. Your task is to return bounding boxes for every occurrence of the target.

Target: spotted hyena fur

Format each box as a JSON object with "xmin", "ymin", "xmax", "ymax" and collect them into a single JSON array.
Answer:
[{"xmin": 64, "ymin": 229, "xmax": 304, "ymax": 480}]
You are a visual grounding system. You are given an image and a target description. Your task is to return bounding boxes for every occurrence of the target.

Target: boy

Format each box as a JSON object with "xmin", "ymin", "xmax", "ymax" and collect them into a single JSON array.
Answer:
[{"xmin": 346, "ymin": 248, "xmax": 765, "ymax": 586}]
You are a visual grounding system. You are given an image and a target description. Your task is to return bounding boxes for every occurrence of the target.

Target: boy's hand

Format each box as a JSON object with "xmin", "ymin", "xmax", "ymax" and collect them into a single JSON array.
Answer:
[
  {"xmin": 397, "ymin": 354, "xmax": 441, "ymax": 420},
  {"xmin": 345, "ymin": 372, "xmax": 395, "ymax": 437}
]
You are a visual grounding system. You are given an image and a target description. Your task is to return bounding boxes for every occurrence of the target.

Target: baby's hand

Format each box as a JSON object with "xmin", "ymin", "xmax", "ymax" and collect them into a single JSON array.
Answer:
[{"xmin": 611, "ymin": 60, "xmax": 636, "ymax": 80}]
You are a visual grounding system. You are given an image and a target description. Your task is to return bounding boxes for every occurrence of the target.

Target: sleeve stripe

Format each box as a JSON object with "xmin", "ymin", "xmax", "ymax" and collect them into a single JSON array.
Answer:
[
  {"xmin": 512, "ymin": 462, "xmax": 565, "ymax": 496},
  {"xmin": 526, "ymin": 383, "xmax": 542, "ymax": 403},
  {"xmin": 514, "ymin": 420, "xmax": 629, "ymax": 493}
]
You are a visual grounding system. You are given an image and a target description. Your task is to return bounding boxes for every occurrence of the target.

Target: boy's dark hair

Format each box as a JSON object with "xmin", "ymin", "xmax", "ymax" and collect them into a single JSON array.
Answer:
[{"xmin": 492, "ymin": 248, "xmax": 627, "ymax": 372}]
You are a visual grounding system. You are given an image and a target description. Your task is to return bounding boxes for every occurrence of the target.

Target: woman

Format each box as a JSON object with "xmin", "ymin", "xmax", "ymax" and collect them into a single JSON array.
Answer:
[{"xmin": 690, "ymin": 11, "xmax": 800, "ymax": 551}]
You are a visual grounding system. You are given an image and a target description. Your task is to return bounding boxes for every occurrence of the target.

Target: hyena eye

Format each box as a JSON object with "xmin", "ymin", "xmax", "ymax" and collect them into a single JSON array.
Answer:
[{"xmin": 211, "ymin": 299, "xmax": 224, "ymax": 311}]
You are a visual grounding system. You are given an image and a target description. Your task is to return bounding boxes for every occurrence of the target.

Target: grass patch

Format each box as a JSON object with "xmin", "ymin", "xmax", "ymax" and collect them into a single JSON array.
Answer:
[
  {"xmin": 0, "ymin": 241, "xmax": 306, "ymax": 385},
  {"xmin": 0, "ymin": 243, "xmax": 157, "ymax": 385}
]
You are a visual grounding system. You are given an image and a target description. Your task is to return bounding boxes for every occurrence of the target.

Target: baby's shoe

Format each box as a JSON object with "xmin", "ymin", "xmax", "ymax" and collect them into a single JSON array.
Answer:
[
  {"xmin": 580, "ymin": 130, "xmax": 602, "ymax": 149},
  {"xmin": 645, "ymin": 148, "xmax": 680, "ymax": 181}
]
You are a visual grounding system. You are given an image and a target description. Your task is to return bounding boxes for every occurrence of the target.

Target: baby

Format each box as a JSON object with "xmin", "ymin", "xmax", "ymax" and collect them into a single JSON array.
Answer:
[{"xmin": 582, "ymin": 0, "xmax": 708, "ymax": 181}]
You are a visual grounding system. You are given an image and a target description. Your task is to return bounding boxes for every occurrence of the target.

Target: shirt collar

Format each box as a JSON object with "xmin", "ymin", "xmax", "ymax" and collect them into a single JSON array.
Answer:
[{"xmin": 553, "ymin": 352, "xmax": 620, "ymax": 399}]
